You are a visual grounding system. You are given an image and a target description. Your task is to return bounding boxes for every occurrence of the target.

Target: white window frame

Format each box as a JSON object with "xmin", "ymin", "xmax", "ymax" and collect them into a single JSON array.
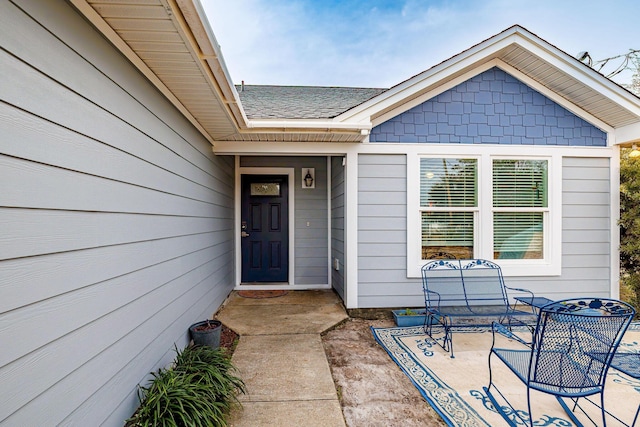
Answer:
[
  {"xmin": 407, "ymin": 151, "xmax": 561, "ymax": 277},
  {"xmin": 417, "ymin": 156, "xmax": 480, "ymax": 261}
]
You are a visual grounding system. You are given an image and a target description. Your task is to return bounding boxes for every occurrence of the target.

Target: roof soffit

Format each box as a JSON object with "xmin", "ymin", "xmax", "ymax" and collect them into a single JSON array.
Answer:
[
  {"xmin": 70, "ymin": 0, "xmax": 370, "ymax": 143},
  {"xmin": 71, "ymin": 0, "xmax": 247, "ymax": 143}
]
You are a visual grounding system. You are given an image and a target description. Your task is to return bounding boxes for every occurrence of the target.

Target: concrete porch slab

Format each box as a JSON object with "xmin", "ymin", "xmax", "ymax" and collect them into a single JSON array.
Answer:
[
  {"xmin": 218, "ymin": 290, "xmax": 349, "ymax": 426},
  {"xmin": 226, "ymin": 289, "xmax": 344, "ymax": 306},
  {"xmin": 216, "ymin": 291, "xmax": 348, "ymax": 335},
  {"xmin": 232, "ymin": 334, "xmax": 337, "ymax": 402}
]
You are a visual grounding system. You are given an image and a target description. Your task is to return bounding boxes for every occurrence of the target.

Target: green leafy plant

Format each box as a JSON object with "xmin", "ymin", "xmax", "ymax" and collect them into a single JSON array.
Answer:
[
  {"xmin": 127, "ymin": 345, "xmax": 245, "ymax": 427},
  {"xmin": 174, "ymin": 345, "xmax": 246, "ymax": 407},
  {"xmin": 398, "ymin": 308, "xmax": 418, "ymax": 316},
  {"xmin": 620, "ymin": 148, "xmax": 640, "ymax": 312}
]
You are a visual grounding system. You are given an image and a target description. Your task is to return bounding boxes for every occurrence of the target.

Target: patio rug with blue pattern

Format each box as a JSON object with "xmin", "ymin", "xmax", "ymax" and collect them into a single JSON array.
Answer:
[{"xmin": 372, "ymin": 323, "xmax": 640, "ymax": 427}]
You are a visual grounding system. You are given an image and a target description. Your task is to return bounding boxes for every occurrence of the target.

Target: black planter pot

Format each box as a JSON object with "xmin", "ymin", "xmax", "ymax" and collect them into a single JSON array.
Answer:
[{"xmin": 189, "ymin": 320, "xmax": 222, "ymax": 349}]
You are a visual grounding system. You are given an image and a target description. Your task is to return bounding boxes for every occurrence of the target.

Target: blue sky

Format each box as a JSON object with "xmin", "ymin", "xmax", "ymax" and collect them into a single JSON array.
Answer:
[{"xmin": 202, "ymin": 0, "xmax": 639, "ymax": 88}]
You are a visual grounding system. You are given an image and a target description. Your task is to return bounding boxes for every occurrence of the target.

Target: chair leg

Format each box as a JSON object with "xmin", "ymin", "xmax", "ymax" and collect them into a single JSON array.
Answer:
[
  {"xmin": 483, "ymin": 385, "xmax": 530, "ymax": 427},
  {"xmin": 555, "ymin": 396, "xmax": 586, "ymax": 427},
  {"xmin": 444, "ymin": 318, "xmax": 454, "ymax": 358},
  {"xmin": 483, "ymin": 386, "xmax": 518, "ymax": 427},
  {"xmin": 526, "ymin": 389, "xmax": 534, "ymax": 427},
  {"xmin": 484, "ymin": 352, "xmax": 532, "ymax": 426},
  {"xmin": 423, "ymin": 314, "xmax": 455, "ymax": 358}
]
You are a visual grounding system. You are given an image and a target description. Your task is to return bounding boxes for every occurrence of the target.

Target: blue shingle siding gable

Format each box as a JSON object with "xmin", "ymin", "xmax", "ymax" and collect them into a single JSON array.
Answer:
[{"xmin": 369, "ymin": 67, "xmax": 607, "ymax": 146}]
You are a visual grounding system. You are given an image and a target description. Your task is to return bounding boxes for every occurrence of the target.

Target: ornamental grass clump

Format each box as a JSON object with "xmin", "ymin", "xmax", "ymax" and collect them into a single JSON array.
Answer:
[
  {"xmin": 174, "ymin": 344, "xmax": 246, "ymax": 409},
  {"xmin": 127, "ymin": 345, "xmax": 245, "ymax": 427}
]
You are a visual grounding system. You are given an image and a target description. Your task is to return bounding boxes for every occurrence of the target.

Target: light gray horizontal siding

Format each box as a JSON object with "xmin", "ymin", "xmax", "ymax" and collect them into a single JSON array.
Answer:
[
  {"xmin": 331, "ymin": 157, "xmax": 345, "ymax": 298},
  {"xmin": 357, "ymin": 153, "xmax": 612, "ymax": 308},
  {"xmin": 359, "ymin": 191, "xmax": 406, "ymax": 204},
  {"xmin": 240, "ymin": 156, "xmax": 329, "ymax": 285},
  {"xmin": 0, "ymin": 1, "xmax": 234, "ymax": 425},
  {"xmin": 357, "ymin": 154, "xmax": 411, "ymax": 307}
]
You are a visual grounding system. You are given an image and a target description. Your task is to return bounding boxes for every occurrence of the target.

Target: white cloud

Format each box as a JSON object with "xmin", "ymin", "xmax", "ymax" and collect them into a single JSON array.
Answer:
[{"xmin": 201, "ymin": 0, "xmax": 640, "ymax": 88}]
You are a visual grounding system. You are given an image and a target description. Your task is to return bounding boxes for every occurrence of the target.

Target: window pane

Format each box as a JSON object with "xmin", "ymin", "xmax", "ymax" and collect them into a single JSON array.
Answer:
[
  {"xmin": 493, "ymin": 160, "xmax": 547, "ymax": 207},
  {"xmin": 420, "ymin": 158, "xmax": 477, "ymax": 207},
  {"xmin": 421, "ymin": 212, "xmax": 474, "ymax": 260},
  {"xmin": 494, "ymin": 212, "xmax": 543, "ymax": 259},
  {"xmin": 250, "ymin": 183, "xmax": 281, "ymax": 196}
]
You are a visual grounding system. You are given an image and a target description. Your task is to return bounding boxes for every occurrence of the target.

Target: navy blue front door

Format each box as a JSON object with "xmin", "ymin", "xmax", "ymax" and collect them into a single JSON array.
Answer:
[{"xmin": 241, "ymin": 175, "xmax": 289, "ymax": 282}]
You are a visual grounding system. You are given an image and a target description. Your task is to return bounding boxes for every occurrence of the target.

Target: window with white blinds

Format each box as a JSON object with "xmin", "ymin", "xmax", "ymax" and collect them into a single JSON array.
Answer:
[
  {"xmin": 492, "ymin": 160, "xmax": 547, "ymax": 207},
  {"xmin": 492, "ymin": 159, "xmax": 548, "ymax": 260},
  {"xmin": 411, "ymin": 154, "xmax": 559, "ymax": 277},
  {"xmin": 420, "ymin": 158, "xmax": 477, "ymax": 207},
  {"xmin": 493, "ymin": 212, "xmax": 543, "ymax": 259},
  {"xmin": 419, "ymin": 158, "xmax": 477, "ymax": 260}
]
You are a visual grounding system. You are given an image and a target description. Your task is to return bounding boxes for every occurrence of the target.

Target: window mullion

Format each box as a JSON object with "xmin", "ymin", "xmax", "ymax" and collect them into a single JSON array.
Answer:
[{"xmin": 479, "ymin": 155, "xmax": 493, "ymax": 259}]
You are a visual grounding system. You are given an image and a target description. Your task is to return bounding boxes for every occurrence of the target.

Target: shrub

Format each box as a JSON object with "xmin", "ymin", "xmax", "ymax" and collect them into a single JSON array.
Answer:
[
  {"xmin": 620, "ymin": 148, "xmax": 640, "ymax": 312},
  {"xmin": 127, "ymin": 345, "xmax": 245, "ymax": 427},
  {"xmin": 174, "ymin": 345, "xmax": 246, "ymax": 409}
]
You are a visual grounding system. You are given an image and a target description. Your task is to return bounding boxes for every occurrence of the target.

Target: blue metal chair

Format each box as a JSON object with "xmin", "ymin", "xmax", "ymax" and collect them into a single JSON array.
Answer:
[
  {"xmin": 484, "ymin": 297, "xmax": 635, "ymax": 427},
  {"xmin": 609, "ymin": 351, "xmax": 640, "ymax": 426}
]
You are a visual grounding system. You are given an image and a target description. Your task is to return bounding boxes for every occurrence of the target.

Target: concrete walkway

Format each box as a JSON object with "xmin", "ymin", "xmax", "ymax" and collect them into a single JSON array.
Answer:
[{"xmin": 216, "ymin": 290, "xmax": 349, "ymax": 427}]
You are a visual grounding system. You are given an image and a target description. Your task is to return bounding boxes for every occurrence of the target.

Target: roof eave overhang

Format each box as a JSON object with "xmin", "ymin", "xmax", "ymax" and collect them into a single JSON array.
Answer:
[
  {"xmin": 64, "ymin": 4, "xmax": 640, "ymax": 146},
  {"xmin": 70, "ymin": 0, "xmax": 371, "ymax": 144},
  {"xmin": 174, "ymin": 0, "xmax": 248, "ymax": 129},
  {"xmin": 335, "ymin": 25, "xmax": 640, "ymax": 145},
  {"xmin": 69, "ymin": 0, "xmax": 251, "ymax": 145},
  {"xmin": 615, "ymin": 122, "xmax": 640, "ymax": 145}
]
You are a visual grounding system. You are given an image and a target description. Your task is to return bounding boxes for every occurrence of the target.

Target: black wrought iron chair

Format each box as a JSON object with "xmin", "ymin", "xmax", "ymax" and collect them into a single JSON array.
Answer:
[
  {"xmin": 484, "ymin": 297, "xmax": 635, "ymax": 427},
  {"xmin": 609, "ymin": 351, "xmax": 640, "ymax": 426}
]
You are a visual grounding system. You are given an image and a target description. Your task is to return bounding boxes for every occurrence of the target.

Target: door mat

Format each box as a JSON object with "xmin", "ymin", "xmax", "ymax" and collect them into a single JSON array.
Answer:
[{"xmin": 237, "ymin": 290, "xmax": 289, "ymax": 299}]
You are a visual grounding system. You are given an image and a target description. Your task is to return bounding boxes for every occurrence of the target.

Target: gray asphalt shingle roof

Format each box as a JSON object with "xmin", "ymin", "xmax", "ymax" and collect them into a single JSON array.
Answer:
[{"xmin": 236, "ymin": 85, "xmax": 388, "ymax": 119}]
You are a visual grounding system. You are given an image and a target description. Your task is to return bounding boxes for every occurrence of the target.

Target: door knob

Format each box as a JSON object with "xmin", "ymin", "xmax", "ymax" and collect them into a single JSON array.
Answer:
[{"xmin": 241, "ymin": 231, "xmax": 250, "ymax": 237}]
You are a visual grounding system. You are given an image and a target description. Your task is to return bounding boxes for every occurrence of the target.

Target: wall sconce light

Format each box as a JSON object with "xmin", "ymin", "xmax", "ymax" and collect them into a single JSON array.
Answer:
[
  {"xmin": 302, "ymin": 168, "xmax": 315, "ymax": 188},
  {"xmin": 630, "ymin": 144, "xmax": 640, "ymax": 158}
]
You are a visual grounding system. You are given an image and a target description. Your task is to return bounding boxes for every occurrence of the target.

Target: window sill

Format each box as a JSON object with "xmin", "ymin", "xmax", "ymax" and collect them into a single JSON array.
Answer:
[{"xmin": 408, "ymin": 260, "xmax": 561, "ymax": 278}]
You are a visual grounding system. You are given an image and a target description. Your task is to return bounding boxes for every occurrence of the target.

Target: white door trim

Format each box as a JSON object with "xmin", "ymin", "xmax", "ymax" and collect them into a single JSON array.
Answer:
[{"xmin": 236, "ymin": 164, "xmax": 296, "ymax": 288}]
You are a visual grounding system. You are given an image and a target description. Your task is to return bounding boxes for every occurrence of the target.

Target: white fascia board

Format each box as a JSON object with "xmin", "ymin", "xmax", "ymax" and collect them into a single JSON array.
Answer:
[
  {"xmin": 337, "ymin": 25, "xmax": 640, "ymax": 127},
  {"xmin": 335, "ymin": 29, "xmax": 524, "ymax": 124},
  {"xmin": 371, "ymin": 61, "xmax": 498, "ymax": 127},
  {"xmin": 246, "ymin": 119, "xmax": 371, "ymax": 131},
  {"xmin": 359, "ymin": 58, "xmax": 616, "ymax": 148},
  {"xmin": 369, "ymin": 58, "xmax": 615, "ymax": 136},
  {"xmin": 177, "ymin": 0, "xmax": 249, "ymax": 127},
  {"xmin": 613, "ymin": 122, "xmax": 640, "ymax": 145},
  {"xmin": 69, "ymin": 0, "xmax": 217, "ymax": 145},
  {"xmin": 213, "ymin": 141, "xmax": 357, "ymax": 156}
]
